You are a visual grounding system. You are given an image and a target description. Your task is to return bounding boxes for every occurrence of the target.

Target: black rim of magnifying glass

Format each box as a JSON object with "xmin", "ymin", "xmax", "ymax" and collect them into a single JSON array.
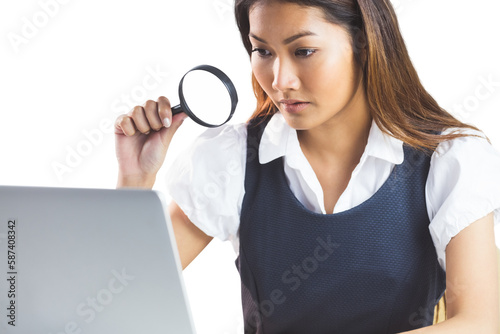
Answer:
[{"xmin": 171, "ymin": 64, "xmax": 238, "ymax": 128}]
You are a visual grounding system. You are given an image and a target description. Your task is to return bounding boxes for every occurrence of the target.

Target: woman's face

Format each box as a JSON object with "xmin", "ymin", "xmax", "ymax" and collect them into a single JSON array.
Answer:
[{"xmin": 249, "ymin": 1, "xmax": 367, "ymax": 130}]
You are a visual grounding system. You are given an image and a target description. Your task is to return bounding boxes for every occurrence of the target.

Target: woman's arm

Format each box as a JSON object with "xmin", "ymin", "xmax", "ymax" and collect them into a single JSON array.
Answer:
[
  {"xmin": 114, "ymin": 96, "xmax": 213, "ymax": 270},
  {"xmin": 402, "ymin": 211, "xmax": 499, "ymax": 333},
  {"xmin": 169, "ymin": 200, "xmax": 213, "ymax": 270}
]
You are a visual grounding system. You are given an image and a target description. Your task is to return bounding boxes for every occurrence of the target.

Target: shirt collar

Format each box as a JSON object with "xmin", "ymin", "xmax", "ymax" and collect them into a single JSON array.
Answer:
[{"xmin": 259, "ymin": 112, "xmax": 404, "ymax": 165}]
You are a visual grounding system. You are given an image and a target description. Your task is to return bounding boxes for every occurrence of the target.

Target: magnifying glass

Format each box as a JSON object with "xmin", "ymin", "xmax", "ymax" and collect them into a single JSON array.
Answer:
[{"xmin": 171, "ymin": 64, "xmax": 238, "ymax": 128}]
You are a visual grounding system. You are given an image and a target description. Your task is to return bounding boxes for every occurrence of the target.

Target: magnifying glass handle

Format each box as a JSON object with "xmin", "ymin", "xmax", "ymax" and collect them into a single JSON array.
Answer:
[{"xmin": 171, "ymin": 104, "xmax": 183, "ymax": 115}]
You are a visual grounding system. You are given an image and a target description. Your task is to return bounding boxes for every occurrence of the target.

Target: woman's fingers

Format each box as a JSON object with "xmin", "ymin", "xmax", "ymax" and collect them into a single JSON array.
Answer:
[
  {"xmin": 115, "ymin": 96, "xmax": 174, "ymax": 136},
  {"xmin": 144, "ymin": 99, "xmax": 164, "ymax": 131},
  {"xmin": 157, "ymin": 96, "xmax": 172, "ymax": 128},
  {"xmin": 129, "ymin": 105, "xmax": 151, "ymax": 134},
  {"xmin": 115, "ymin": 114, "xmax": 136, "ymax": 136}
]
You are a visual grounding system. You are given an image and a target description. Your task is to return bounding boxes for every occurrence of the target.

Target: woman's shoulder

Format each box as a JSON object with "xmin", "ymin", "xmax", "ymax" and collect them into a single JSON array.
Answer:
[
  {"xmin": 428, "ymin": 126, "xmax": 500, "ymax": 206},
  {"xmin": 428, "ymin": 126, "xmax": 500, "ymax": 183},
  {"xmin": 433, "ymin": 126, "xmax": 493, "ymax": 158},
  {"xmin": 177, "ymin": 122, "xmax": 249, "ymax": 167},
  {"xmin": 189, "ymin": 121, "xmax": 248, "ymax": 153},
  {"xmin": 427, "ymin": 126, "xmax": 500, "ymax": 270},
  {"xmin": 165, "ymin": 122, "xmax": 249, "ymax": 241},
  {"xmin": 198, "ymin": 121, "xmax": 248, "ymax": 141}
]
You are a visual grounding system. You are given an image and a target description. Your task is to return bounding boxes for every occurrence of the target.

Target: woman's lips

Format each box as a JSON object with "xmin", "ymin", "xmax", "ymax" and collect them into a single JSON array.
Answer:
[{"xmin": 280, "ymin": 100, "xmax": 310, "ymax": 114}]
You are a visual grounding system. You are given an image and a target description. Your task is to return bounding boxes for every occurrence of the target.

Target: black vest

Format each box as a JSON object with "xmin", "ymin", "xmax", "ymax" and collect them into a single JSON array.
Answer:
[{"xmin": 235, "ymin": 117, "xmax": 446, "ymax": 333}]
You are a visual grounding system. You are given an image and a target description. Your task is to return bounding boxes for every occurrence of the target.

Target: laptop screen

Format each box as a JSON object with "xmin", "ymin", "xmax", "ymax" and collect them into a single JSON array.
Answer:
[{"xmin": 0, "ymin": 186, "xmax": 196, "ymax": 334}]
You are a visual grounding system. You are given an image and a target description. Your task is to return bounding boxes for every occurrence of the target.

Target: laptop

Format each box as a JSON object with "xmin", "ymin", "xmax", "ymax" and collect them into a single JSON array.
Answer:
[{"xmin": 0, "ymin": 185, "xmax": 196, "ymax": 334}]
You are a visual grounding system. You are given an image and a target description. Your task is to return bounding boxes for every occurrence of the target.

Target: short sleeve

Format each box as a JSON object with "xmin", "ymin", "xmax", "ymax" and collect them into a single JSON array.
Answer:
[
  {"xmin": 165, "ymin": 123, "xmax": 247, "ymax": 241},
  {"xmin": 426, "ymin": 128, "xmax": 500, "ymax": 270}
]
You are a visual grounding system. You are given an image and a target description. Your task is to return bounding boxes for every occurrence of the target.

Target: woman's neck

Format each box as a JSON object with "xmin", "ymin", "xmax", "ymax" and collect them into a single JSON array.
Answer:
[{"xmin": 297, "ymin": 99, "xmax": 372, "ymax": 167}]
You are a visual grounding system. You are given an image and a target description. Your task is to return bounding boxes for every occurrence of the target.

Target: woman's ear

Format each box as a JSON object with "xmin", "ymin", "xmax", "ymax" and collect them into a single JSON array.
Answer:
[
  {"xmin": 352, "ymin": 27, "xmax": 368, "ymax": 66},
  {"xmin": 360, "ymin": 47, "xmax": 367, "ymax": 67}
]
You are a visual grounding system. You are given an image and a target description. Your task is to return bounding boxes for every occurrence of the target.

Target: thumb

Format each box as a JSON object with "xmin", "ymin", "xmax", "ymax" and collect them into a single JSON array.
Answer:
[{"xmin": 159, "ymin": 112, "xmax": 189, "ymax": 147}]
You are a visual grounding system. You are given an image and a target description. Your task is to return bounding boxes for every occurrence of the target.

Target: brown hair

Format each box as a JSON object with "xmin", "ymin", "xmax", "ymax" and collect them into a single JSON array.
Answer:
[{"xmin": 234, "ymin": 0, "xmax": 489, "ymax": 153}]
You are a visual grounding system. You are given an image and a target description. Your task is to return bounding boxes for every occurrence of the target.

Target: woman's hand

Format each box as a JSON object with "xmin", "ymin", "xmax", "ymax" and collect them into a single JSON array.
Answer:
[{"xmin": 114, "ymin": 96, "xmax": 188, "ymax": 188}]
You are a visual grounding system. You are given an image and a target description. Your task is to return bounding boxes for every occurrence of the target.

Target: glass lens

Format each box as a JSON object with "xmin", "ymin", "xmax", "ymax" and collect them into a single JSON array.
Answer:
[{"xmin": 181, "ymin": 70, "xmax": 232, "ymax": 126}]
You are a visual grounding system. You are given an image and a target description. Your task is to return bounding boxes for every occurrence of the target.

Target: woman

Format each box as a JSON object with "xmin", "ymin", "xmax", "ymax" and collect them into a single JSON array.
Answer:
[{"xmin": 114, "ymin": 0, "xmax": 500, "ymax": 332}]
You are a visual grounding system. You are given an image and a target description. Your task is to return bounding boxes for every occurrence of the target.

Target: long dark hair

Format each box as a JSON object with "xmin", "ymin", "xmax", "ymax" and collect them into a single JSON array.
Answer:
[{"xmin": 234, "ymin": 0, "xmax": 489, "ymax": 153}]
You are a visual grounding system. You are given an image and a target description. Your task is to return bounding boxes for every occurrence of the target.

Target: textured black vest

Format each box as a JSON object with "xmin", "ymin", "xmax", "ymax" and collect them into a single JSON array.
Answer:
[{"xmin": 235, "ymin": 117, "xmax": 446, "ymax": 333}]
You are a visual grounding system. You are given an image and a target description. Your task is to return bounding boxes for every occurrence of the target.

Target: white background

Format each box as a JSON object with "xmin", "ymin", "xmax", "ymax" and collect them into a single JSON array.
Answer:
[{"xmin": 1, "ymin": 0, "xmax": 499, "ymax": 333}]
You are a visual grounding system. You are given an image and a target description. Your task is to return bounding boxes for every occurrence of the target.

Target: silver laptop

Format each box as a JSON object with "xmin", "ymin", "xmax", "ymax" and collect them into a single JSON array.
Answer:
[{"xmin": 0, "ymin": 185, "xmax": 196, "ymax": 334}]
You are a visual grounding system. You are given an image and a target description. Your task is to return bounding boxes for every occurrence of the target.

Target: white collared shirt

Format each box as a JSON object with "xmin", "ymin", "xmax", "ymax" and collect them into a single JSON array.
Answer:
[{"xmin": 166, "ymin": 113, "xmax": 500, "ymax": 271}]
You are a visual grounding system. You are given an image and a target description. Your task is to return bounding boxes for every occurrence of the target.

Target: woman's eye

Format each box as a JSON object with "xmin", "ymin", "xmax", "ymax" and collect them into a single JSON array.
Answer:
[
  {"xmin": 251, "ymin": 48, "xmax": 271, "ymax": 58},
  {"xmin": 295, "ymin": 49, "xmax": 316, "ymax": 57}
]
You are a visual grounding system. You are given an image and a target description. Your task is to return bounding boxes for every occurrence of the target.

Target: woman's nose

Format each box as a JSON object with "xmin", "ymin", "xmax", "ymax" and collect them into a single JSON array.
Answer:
[{"xmin": 271, "ymin": 58, "xmax": 300, "ymax": 92}]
